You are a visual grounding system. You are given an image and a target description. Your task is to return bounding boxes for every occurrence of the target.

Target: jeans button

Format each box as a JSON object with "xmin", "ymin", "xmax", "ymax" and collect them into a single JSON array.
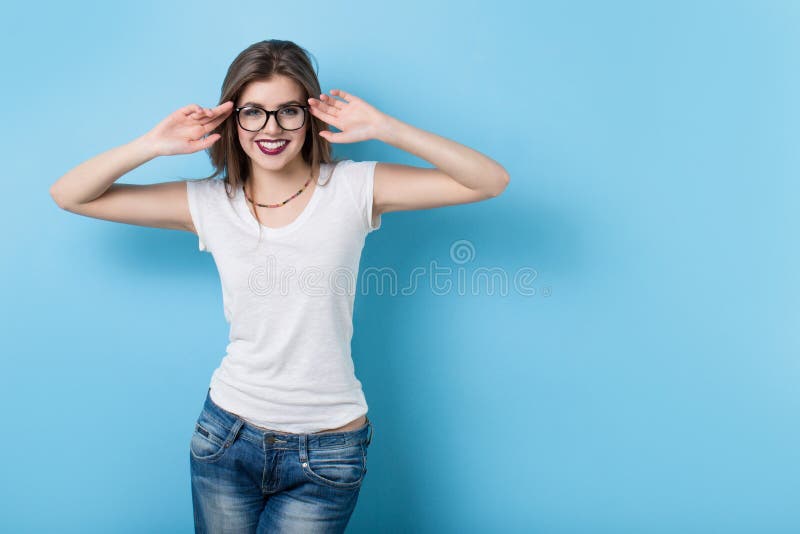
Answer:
[{"xmin": 267, "ymin": 436, "xmax": 276, "ymax": 444}]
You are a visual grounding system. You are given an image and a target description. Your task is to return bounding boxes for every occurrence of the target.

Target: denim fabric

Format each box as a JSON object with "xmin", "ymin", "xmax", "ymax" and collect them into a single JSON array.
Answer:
[{"xmin": 190, "ymin": 388, "xmax": 373, "ymax": 533}]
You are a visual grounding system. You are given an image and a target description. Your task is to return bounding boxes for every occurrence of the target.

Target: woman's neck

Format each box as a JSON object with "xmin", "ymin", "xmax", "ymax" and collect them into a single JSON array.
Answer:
[{"xmin": 246, "ymin": 159, "xmax": 315, "ymax": 202}]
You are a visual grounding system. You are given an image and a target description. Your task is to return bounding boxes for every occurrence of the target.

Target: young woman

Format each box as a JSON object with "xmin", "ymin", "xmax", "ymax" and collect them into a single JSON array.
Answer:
[{"xmin": 50, "ymin": 39, "xmax": 509, "ymax": 533}]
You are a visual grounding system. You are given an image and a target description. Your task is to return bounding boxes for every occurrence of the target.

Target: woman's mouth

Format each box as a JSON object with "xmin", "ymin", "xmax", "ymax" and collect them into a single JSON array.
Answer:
[{"xmin": 256, "ymin": 140, "xmax": 289, "ymax": 155}]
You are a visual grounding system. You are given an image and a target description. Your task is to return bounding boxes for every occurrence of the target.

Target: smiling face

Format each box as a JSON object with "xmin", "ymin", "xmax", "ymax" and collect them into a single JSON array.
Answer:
[{"xmin": 236, "ymin": 75, "xmax": 309, "ymax": 174}]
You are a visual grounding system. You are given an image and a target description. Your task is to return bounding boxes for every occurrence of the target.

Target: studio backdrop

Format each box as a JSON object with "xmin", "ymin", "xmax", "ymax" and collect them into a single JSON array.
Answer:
[{"xmin": 2, "ymin": 0, "xmax": 798, "ymax": 532}]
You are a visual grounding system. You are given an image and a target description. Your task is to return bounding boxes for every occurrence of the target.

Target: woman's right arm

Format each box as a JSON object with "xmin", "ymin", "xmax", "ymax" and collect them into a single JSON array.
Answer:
[{"xmin": 49, "ymin": 101, "xmax": 233, "ymax": 233}]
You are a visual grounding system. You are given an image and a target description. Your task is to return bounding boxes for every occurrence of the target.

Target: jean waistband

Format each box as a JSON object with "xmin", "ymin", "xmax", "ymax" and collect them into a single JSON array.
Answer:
[{"xmin": 201, "ymin": 388, "xmax": 373, "ymax": 448}]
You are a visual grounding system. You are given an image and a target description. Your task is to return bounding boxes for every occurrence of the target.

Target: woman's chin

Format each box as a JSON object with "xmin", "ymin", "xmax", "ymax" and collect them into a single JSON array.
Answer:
[{"xmin": 252, "ymin": 150, "xmax": 303, "ymax": 171}]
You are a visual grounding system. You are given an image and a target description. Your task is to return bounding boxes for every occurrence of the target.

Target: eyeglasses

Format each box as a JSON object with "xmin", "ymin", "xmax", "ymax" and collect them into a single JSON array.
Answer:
[{"xmin": 234, "ymin": 104, "xmax": 310, "ymax": 132}]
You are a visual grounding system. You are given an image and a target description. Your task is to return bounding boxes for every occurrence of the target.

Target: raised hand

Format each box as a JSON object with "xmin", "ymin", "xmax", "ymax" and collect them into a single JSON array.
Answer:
[
  {"xmin": 308, "ymin": 89, "xmax": 390, "ymax": 144},
  {"xmin": 143, "ymin": 101, "xmax": 234, "ymax": 156}
]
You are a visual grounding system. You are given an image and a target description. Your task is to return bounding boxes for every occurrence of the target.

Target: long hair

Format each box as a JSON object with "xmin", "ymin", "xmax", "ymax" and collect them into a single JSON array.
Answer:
[{"xmin": 198, "ymin": 39, "xmax": 335, "ymax": 244}]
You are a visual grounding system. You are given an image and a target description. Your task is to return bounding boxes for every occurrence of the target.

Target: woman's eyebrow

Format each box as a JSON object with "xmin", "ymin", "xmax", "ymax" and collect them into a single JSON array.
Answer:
[{"xmin": 241, "ymin": 100, "xmax": 303, "ymax": 107}]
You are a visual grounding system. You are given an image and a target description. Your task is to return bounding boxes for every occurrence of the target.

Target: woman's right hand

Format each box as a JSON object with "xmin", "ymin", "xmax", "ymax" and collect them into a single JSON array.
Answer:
[{"xmin": 142, "ymin": 101, "xmax": 234, "ymax": 157}]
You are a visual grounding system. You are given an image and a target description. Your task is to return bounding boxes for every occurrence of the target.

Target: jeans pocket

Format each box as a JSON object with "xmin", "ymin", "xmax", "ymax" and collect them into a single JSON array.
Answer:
[
  {"xmin": 190, "ymin": 412, "xmax": 234, "ymax": 463},
  {"xmin": 301, "ymin": 442, "xmax": 367, "ymax": 490}
]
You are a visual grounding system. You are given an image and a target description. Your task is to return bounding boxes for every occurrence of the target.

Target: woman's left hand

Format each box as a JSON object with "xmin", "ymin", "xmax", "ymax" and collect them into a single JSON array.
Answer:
[{"xmin": 308, "ymin": 89, "xmax": 391, "ymax": 143}]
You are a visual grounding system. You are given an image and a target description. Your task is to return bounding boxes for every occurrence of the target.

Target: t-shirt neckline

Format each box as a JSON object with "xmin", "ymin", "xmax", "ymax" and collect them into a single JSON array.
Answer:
[{"xmin": 235, "ymin": 163, "xmax": 330, "ymax": 238}]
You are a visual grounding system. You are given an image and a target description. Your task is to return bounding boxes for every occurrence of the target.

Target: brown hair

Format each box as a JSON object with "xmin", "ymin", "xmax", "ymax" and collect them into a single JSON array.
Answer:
[{"xmin": 198, "ymin": 39, "xmax": 337, "ymax": 243}]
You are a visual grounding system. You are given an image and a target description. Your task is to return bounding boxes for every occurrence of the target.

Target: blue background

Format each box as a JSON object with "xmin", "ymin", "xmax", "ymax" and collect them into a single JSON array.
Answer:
[{"xmin": 2, "ymin": 0, "xmax": 798, "ymax": 532}]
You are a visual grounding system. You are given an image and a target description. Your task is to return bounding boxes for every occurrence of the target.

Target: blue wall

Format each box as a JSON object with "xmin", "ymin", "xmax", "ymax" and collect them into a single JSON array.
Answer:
[{"xmin": 2, "ymin": 0, "xmax": 798, "ymax": 532}]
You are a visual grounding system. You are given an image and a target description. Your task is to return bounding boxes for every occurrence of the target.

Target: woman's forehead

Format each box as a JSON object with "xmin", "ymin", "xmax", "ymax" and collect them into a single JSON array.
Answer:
[{"xmin": 239, "ymin": 76, "xmax": 304, "ymax": 106}]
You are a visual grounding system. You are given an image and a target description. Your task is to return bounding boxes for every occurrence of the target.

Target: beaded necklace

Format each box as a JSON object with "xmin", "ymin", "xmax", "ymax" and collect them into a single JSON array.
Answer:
[{"xmin": 244, "ymin": 168, "xmax": 314, "ymax": 208}]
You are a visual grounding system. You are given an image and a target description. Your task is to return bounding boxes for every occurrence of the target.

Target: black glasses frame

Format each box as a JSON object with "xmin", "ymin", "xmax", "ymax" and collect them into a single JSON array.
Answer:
[{"xmin": 234, "ymin": 104, "xmax": 310, "ymax": 131}]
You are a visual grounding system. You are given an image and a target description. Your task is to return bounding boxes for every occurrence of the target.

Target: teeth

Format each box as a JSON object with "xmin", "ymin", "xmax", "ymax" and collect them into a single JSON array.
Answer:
[{"xmin": 258, "ymin": 140, "xmax": 287, "ymax": 150}]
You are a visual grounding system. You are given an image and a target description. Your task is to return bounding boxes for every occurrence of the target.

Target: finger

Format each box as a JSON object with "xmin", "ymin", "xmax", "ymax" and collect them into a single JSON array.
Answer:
[
  {"xmin": 317, "ymin": 95, "xmax": 334, "ymax": 114},
  {"xmin": 310, "ymin": 98, "xmax": 338, "ymax": 119},
  {"xmin": 193, "ymin": 108, "xmax": 228, "ymax": 130},
  {"xmin": 194, "ymin": 105, "xmax": 233, "ymax": 126},
  {"xmin": 190, "ymin": 111, "xmax": 212, "ymax": 123},
  {"xmin": 315, "ymin": 95, "xmax": 341, "ymax": 116},
  {"xmin": 191, "ymin": 133, "xmax": 220, "ymax": 150},
  {"xmin": 205, "ymin": 133, "xmax": 221, "ymax": 148},
  {"xmin": 320, "ymin": 93, "xmax": 346, "ymax": 110},
  {"xmin": 182, "ymin": 103, "xmax": 203, "ymax": 116},
  {"xmin": 206, "ymin": 112, "xmax": 231, "ymax": 131},
  {"xmin": 215, "ymin": 100, "xmax": 234, "ymax": 114},
  {"xmin": 214, "ymin": 101, "xmax": 234, "ymax": 116},
  {"xmin": 308, "ymin": 103, "xmax": 339, "ymax": 125},
  {"xmin": 196, "ymin": 109, "xmax": 227, "ymax": 124},
  {"xmin": 330, "ymin": 89, "xmax": 355, "ymax": 102},
  {"xmin": 308, "ymin": 97, "xmax": 329, "ymax": 109},
  {"xmin": 187, "ymin": 101, "xmax": 232, "ymax": 119},
  {"xmin": 319, "ymin": 129, "xmax": 349, "ymax": 144}
]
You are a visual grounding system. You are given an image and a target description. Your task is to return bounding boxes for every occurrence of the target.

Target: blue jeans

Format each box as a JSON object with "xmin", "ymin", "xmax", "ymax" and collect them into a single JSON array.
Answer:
[{"xmin": 190, "ymin": 388, "xmax": 373, "ymax": 533}]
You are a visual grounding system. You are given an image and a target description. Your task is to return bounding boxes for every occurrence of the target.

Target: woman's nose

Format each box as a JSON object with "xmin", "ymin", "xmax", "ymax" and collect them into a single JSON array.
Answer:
[{"xmin": 262, "ymin": 113, "xmax": 283, "ymax": 133}]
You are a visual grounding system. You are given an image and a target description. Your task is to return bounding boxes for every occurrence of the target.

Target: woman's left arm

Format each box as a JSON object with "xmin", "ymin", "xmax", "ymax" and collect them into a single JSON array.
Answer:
[{"xmin": 308, "ymin": 89, "xmax": 510, "ymax": 216}]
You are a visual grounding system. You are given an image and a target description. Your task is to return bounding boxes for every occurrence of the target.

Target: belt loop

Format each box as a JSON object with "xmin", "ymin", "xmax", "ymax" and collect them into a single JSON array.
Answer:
[
  {"xmin": 366, "ymin": 418, "xmax": 373, "ymax": 446},
  {"xmin": 226, "ymin": 418, "xmax": 244, "ymax": 447},
  {"xmin": 299, "ymin": 432, "xmax": 309, "ymax": 463}
]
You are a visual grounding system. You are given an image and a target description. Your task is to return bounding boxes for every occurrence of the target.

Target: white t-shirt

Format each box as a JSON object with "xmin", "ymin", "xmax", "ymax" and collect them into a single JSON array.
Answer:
[{"xmin": 185, "ymin": 159, "xmax": 381, "ymax": 433}]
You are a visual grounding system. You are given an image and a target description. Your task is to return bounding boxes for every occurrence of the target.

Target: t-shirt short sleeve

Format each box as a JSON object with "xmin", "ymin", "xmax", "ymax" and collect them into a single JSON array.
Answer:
[
  {"xmin": 185, "ymin": 178, "xmax": 216, "ymax": 252},
  {"xmin": 342, "ymin": 160, "xmax": 381, "ymax": 233}
]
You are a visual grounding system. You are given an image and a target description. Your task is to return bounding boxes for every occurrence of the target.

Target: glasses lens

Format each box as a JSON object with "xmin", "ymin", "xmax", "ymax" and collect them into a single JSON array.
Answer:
[
  {"xmin": 238, "ymin": 107, "xmax": 266, "ymax": 131},
  {"xmin": 276, "ymin": 106, "xmax": 306, "ymax": 130}
]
